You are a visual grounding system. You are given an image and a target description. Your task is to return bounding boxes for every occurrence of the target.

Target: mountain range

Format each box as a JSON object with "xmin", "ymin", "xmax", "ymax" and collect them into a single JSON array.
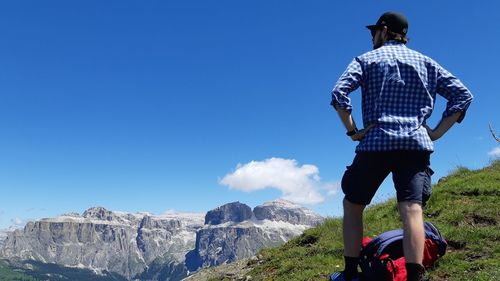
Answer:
[{"xmin": 0, "ymin": 199, "xmax": 323, "ymax": 281}]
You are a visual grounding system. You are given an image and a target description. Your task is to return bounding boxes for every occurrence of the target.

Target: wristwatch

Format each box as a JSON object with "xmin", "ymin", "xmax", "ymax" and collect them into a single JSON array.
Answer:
[{"xmin": 346, "ymin": 128, "xmax": 358, "ymax": 136}]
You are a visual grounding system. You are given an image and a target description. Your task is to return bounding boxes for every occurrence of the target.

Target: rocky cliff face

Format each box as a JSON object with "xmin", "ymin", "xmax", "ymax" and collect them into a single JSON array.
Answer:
[
  {"xmin": 0, "ymin": 226, "xmax": 21, "ymax": 248},
  {"xmin": 253, "ymin": 199, "xmax": 324, "ymax": 226},
  {"xmin": 0, "ymin": 230, "xmax": 8, "ymax": 247},
  {"xmin": 185, "ymin": 200, "xmax": 323, "ymax": 273},
  {"xmin": 204, "ymin": 202, "xmax": 253, "ymax": 225},
  {"xmin": 0, "ymin": 201, "xmax": 323, "ymax": 280},
  {"xmin": 0, "ymin": 207, "xmax": 204, "ymax": 280}
]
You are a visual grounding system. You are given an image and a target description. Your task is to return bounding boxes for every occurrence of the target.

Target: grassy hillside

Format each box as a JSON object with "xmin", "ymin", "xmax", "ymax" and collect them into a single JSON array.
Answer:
[
  {"xmin": 234, "ymin": 160, "xmax": 499, "ymax": 281},
  {"xmin": 0, "ymin": 259, "xmax": 128, "ymax": 281},
  {"xmin": 0, "ymin": 260, "xmax": 37, "ymax": 281}
]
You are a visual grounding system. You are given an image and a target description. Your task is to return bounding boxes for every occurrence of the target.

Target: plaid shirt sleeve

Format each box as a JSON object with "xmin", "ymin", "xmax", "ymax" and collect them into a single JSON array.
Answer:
[
  {"xmin": 436, "ymin": 66, "xmax": 474, "ymax": 123},
  {"xmin": 330, "ymin": 58, "xmax": 363, "ymax": 113}
]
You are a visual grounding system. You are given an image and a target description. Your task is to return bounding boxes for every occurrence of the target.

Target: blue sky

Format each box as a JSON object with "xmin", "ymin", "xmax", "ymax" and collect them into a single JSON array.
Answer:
[{"xmin": 0, "ymin": 1, "xmax": 499, "ymax": 230}]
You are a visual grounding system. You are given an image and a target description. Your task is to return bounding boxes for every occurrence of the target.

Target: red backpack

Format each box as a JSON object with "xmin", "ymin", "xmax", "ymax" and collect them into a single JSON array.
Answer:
[{"xmin": 359, "ymin": 222, "xmax": 447, "ymax": 281}]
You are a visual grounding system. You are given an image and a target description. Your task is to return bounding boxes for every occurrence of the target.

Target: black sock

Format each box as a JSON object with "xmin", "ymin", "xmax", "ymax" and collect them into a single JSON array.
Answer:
[
  {"xmin": 343, "ymin": 256, "xmax": 359, "ymax": 280},
  {"xmin": 406, "ymin": 263, "xmax": 425, "ymax": 281}
]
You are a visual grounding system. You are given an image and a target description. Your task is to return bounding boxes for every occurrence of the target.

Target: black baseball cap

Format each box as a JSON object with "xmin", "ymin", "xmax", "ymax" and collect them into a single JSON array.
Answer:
[{"xmin": 366, "ymin": 12, "xmax": 409, "ymax": 35}]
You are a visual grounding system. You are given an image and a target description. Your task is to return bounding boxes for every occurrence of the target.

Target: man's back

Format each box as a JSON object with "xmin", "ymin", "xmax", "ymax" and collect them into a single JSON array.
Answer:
[{"xmin": 331, "ymin": 40, "xmax": 472, "ymax": 152}]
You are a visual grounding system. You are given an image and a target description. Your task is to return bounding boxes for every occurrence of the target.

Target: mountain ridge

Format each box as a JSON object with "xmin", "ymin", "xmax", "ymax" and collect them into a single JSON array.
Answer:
[{"xmin": 0, "ymin": 199, "xmax": 323, "ymax": 281}]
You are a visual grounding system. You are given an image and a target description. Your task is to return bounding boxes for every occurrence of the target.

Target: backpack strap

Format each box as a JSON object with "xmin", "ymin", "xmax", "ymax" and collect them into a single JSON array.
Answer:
[
  {"xmin": 360, "ymin": 229, "xmax": 403, "ymax": 258},
  {"xmin": 424, "ymin": 222, "xmax": 447, "ymax": 256},
  {"xmin": 376, "ymin": 232, "xmax": 404, "ymax": 256}
]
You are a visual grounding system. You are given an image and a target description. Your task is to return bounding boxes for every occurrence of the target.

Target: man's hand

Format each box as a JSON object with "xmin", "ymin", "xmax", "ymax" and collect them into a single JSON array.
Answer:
[
  {"xmin": 423, "ymin": 112, "xmax": 462, "ymax": 142},
  {"xmin": 350, "ymin": 124, "xmax": 376, "ymax": 141}
]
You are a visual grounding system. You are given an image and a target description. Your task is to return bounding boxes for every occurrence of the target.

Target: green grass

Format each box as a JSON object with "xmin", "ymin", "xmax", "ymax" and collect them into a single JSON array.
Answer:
[
  {"xmin": 243, "ymin": 160, "xmax": 500, "ymax": 281},
  {"xmin": 0, "ymin": 260, "xmax": 38, "ymax": 281},
  {"xmin": 0, "ymin": 259, "xmax": 128, "ymax": 281}
]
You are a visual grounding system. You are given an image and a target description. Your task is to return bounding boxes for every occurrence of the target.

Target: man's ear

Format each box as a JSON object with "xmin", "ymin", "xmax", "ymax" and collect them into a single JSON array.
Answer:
[{"xmin": 381, "ymin": 26, "xmax": 388, "ymax": 39}]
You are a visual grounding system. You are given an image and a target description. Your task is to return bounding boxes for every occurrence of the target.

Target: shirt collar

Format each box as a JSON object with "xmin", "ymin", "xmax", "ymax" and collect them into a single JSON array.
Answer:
[{"xmin": 383, "ymin": 40, "xmax": 405, "ymax": 46}]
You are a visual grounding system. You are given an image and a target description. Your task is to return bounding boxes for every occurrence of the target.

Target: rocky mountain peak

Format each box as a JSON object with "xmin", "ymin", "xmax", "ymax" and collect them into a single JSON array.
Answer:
[
  {"xmin": 186, "ymin": 200, "xmax": 323, "ymax": 273},
  {"xmin": 204, "ymin": 202, "xmax": 253, "ymax": 225},
  {"xmin": 259, "ymin": 199, "xmax": 301, "ymax": 208},
  {"xmin": 82, "ymin": 206, "xmax": 116, "ymax": 221},
  {"xmin": 253, "ymin": 199, "xmax": 323, "ymax": 226}
]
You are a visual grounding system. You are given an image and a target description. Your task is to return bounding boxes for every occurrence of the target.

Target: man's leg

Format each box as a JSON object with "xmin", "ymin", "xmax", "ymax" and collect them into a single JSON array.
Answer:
[
  {"xmin": 392, "ymin": 151, "xmax": 432, "ymax": 281},
  {"xmin": 337, "ymin": 152, "xmax": 389, "ymax": 280},
  {"xmin": 398, "ymin": 201, "xmax": 426, "ymax": 281},
  {"xmin": 343, "ymin": 198, "xmax": 366, "ymax": 257},
  {"xmin": 342, "ymin": 198, "xmax": 366, "ymax": 280},
  {"xmin": 398, "ymin": 201, "xmax": 424, "ymax": 263}
]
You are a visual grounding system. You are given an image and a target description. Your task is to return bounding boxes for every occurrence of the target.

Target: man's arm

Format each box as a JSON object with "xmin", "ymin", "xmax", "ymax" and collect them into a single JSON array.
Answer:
[
  {"xmin": 436, "ymin": 66, "xmax": 473, "ymax": 124},
  {"xmin": 336, "ymin": 107, "xmax": 357, "ymax": 132},
  {"xmin": 331, "ymin": 58, "xmax": 373, "ymax": 141},
  {"xmin": 425, "ymin": 64, "xmax": 473, "ymax": 141},
  {"xmin": 330, "ymin": 58, "xmax": 363, "ymax": 113},
  {"xmin": 424, "ymin": 111, "xmax": 462, "ymax": 141}
]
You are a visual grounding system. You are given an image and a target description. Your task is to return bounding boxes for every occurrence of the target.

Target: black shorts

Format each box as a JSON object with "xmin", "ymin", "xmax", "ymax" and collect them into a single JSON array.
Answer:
[{"xmin": 341, "ymin": 151, "xmax": 434, "ymax": 206}]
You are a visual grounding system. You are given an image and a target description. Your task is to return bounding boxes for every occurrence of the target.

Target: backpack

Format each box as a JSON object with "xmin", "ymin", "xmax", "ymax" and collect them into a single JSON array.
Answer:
[{"xmin": 359, "ymin": 222, "xmax": 447, "ymax": 281}]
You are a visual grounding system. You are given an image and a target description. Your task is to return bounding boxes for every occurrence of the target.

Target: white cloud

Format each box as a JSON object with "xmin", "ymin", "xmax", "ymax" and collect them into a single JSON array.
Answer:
[
  {"xmin": 219, "ymin": 158, "xmax": 338, "ymax": 205},
  {"xmin": 163, "ymin": 209, "xmax": 177, "ymax": 215},
  {"xmin": 488, "ymin": 146, "xmax": 500, "ymax": 158},
  {"xmin": 324, "ymin": 182, "xmax": 341, "ymax": 197},
  {"xmin": 10, "ymin": 218, "xmax": 28, "ymax": 228}
]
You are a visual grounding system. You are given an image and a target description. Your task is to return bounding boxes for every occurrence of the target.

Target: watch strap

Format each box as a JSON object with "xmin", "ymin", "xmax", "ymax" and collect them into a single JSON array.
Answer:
[{"xmin": 346, "ymin": 128, "xmax": 358, "ymax": 136}]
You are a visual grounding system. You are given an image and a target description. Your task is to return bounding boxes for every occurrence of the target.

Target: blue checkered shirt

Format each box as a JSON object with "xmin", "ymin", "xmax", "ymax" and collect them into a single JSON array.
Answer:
[{"xmin": 331, "ymin": 41, "xmax": 473, "ymax": 152}]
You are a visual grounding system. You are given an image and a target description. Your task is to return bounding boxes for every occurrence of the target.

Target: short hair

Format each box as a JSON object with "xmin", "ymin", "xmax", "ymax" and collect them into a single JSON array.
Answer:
[{"xmin": 387, "ymin": 30, "xmax": 409, "ymax": 44}]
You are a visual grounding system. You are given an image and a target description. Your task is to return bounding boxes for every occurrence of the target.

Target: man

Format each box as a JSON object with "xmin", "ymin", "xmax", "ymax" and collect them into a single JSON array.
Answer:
[{"xmin": 329, "ymin": 12, "xmax": 473, "ymax": 281}]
